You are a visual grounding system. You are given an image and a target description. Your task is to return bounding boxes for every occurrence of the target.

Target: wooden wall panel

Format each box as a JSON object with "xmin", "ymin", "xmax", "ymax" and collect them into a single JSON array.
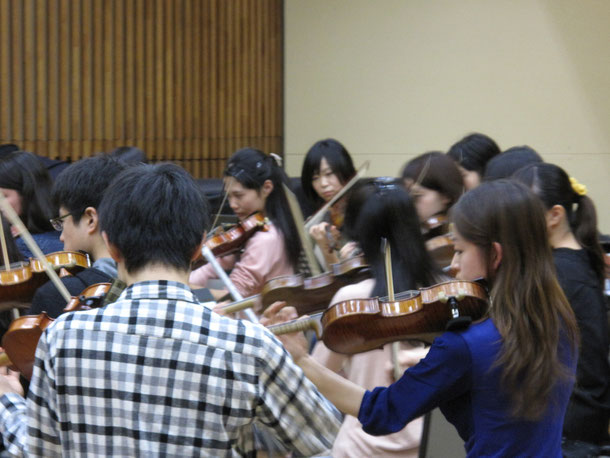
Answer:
[{"xmin": 0, "ymin": 0, "xmax": 283, "ymax": 178}]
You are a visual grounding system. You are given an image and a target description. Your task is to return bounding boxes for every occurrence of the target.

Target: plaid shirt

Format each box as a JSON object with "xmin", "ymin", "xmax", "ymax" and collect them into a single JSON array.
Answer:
[{"xmin": 0, "ymin": 281, "xmax": 341, "ymax": 457}]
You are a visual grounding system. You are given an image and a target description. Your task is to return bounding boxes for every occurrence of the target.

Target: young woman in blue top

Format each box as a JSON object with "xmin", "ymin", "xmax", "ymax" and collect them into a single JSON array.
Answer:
[{"xmin": 264, "ymin": 180, "xmax": 580, "ymax": 457}]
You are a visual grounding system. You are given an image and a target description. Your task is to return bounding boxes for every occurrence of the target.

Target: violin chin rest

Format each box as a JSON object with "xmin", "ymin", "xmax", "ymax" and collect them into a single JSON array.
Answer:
[{"xmin": 445, "ymin": 316, "xmax": 472, "ymax": 331}]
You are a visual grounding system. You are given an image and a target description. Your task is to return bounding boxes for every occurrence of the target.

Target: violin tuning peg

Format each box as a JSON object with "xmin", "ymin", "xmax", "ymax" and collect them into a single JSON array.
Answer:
[{"xmin": 456, "ymin": 289, "xmax": 466, "ymax": 301}]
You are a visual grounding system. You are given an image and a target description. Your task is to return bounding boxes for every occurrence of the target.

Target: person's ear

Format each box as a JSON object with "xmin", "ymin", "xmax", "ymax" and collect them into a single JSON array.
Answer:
[
  {"xmin": 83, "ymin": 207, "xmax": 99, "ymax": 235},
  {"xmin": 546, "ymin": 205, "xmax": 565, "ymax": 230},
  {"xmin": 261, "ymin": 179, "xmax": 274, "ymax": 198},
  {"xmin": 490, "ymin": 242, "xmax": 503, "ymax": 272},
  {"xmin": 101, "ymin": 231, "xmax": 123, "ymax": 264}
]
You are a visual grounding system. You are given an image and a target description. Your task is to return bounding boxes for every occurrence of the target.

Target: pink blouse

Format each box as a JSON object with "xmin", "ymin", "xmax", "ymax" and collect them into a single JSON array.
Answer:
[
  {"xmin": 189, "ymin": 224, "xmax": 293, "ymax": 299},
  {"xmin": 312, "ymin": 278, "xmax": 424, "ymax": 458}
]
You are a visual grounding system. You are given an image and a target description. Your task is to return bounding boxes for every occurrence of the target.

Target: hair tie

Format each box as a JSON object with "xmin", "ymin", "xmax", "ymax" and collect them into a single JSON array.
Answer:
[
  {"xmin": 269, "ymin": 152, "xmax": 282, "ymax": 167},
  {"xmin": 569, "ymin": 177, "xmax": 587, "ymax": 197}
]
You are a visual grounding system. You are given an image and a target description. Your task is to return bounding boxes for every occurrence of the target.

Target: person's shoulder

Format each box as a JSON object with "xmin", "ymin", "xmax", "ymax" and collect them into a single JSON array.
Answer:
[{"xmin": 208, "ymin": 313, "xmax": 286, "ymax": 360}]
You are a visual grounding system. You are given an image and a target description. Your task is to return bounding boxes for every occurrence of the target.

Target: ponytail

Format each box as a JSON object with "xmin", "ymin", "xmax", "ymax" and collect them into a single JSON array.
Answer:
[
  {"xmin": 572, "ymin": 195, "xmax": 605, "ymax": 284},
  {"xmin": 225, "ymin": 148, "xmax": 302, "ymax": 269},
  {"xmin": 513, "ymin": 163, "xmax": 605, "ymax": 285}
]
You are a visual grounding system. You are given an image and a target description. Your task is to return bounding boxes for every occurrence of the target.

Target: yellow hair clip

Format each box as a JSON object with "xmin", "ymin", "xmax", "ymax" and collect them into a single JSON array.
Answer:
[{"xmin": 569, "ymin": 177, "xmax": 587, "ymax": 197}]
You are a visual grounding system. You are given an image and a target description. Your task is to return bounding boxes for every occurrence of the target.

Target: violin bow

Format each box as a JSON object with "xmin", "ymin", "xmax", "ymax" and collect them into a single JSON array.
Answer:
[
  {"xmin": 199, "ymin": 245, "xmax": 259, "ymax": 323},
  {"xmin": 0, "ymin": 193, "xmax": 71, "ymax": 303},
  {"xmin": 282, "ymin": 183, "xmax": 322, "ymax": 277},
  {"xmin": 383, "ymin": 238, "xmax": 403, "ymax": 382},
  {"xmin": 304, "ymin": 161, "xmax": 369, "ymax": 231}
]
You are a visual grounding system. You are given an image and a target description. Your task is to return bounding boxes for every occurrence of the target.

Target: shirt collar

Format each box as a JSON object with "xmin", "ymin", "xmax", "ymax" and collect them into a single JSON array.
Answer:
[{"xmin": 118, "ymin": 280, "xmax": 201, "ymax": 305}]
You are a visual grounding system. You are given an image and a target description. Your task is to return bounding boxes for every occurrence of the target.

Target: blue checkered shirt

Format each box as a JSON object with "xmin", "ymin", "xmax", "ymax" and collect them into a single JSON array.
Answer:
[{"xmin": 0, "ymin": 280, "xmax": 341, "ymax": 456}]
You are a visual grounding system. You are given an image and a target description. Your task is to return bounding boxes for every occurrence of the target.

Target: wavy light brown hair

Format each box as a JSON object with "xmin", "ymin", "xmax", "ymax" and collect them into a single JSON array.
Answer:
[{"xmin": 451, "ymin": 180, "xmax": 579, "ymax": 420}]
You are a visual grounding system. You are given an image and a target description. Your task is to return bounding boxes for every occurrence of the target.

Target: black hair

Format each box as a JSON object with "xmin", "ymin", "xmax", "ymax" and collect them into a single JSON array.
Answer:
[
  {"xmin": 225, "ymin": 148, "xmax": 302, "ymax": 269},
  {"xmin": 0, "ymin": 151, "xmax": 55, "ymax": 233},
  {"xmin": 401, "ymin": 151, "xmax": 464, "ymax": 208},
  {"xmin": 98, "ymin": 163, "xmax": 210, "ymax": 273},
  {"xmin": 513, "ymin": 163, "xmax": 605, "ymax": 285},
  {"xmin": 0, "ymin": 144, "xmax": 19, "ymax": 159},
  {"xmin": 483, "ymin": 145, "xmax": 543, "ymax": 181},
  {"xmin": 52, "ymin": 155, "xmax": 127, "ymax": 223},
  {"xmin": 447, "ymin": 133, "xmax": 501, "ymax": 175},
  {"xmin": 0, "ymin": 215, "xmax": 23, "ymax": 264},
  {"xmin": 109, "ymin": 146, "xmax": 147, "ymax": 165},
  {"xmin": 300, "ymin": 139, "xmax": 356, "ymax": 208},
  {"xmin": 344, "ymin": 178, "xmax": 442, "ymax": 296}
]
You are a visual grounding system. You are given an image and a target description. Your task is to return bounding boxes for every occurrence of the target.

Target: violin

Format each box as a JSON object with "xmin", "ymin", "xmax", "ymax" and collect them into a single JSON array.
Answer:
[
  {"xmin": 0, "ymin": 282, "xmax": 110, "ymax": 379},
  {"xmin": 0, "ymin": 251, "xmax": 91, "ymax": 306},
  {"xmin": 422, "ymin": 214, "xmax": 450, "ymax": 240},
  {"xmin": 218, "ymin": 255, "xmax": 371, "ymax": 316},
  {"xmin": 192, "ymin": 213, "xmax": 268, "ymax": 269},
  {"xmin": 260, "ymin": 255, "xmax": 371, "ymax": 315},
  {"xmin": 267, "ymin": 280, "xmax": 488, "ymax": 355}
]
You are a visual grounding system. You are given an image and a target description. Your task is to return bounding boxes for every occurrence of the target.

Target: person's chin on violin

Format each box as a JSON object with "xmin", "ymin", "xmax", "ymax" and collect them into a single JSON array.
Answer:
[{"xmin": 26, "ymin": 155, "xmax": 126, "ymax": 319}]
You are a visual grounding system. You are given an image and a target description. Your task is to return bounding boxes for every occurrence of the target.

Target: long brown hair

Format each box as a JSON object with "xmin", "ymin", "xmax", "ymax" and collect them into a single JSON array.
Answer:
[{"xmin": 451, "ymin": 180, "xmax": 579, "ymax": 420}]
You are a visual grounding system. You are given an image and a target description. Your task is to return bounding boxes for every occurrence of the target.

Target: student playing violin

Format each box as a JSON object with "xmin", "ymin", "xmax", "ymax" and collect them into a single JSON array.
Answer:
[
  {"xmin": 190, "ymin": 148, "xmax": 303, "ymax": 301},
  {"xmin": 514, "ymin": 163, "xmax": 610, "ymax": 451},
  {"xmin": 300, "ymin": 138, "xmax": 356, "ymax": 268},
  {"xmin": 27, "ymin": 155, "xmax": 127, "ymax": 319},
  {"xmin": 0, "ymin": 151, "xmax": 63, "ymax": 258},
  {"xmin": 263, "ymin": 180, "xmax": 579, "ymax": 457},
  {"xmin": 310, "ymin": 178, "xmax": 444, "ymax": 457},
  {"xmin": 401, "ymin": 151, "xmax": 463, "ymax": 233},
  {"xmin": 0, "ymin": 163, "xmax": 341, "ymax": 456}
]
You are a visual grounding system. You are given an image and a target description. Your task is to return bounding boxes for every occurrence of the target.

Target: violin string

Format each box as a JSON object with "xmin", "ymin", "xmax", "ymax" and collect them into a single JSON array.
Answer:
[{"xmin": 209, "ymin": 178, "xmax": 233, "ymax": 235}]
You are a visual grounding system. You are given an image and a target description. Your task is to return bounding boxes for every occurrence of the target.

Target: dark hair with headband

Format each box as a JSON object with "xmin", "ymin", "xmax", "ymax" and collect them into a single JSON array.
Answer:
[
  {"xmin": 225, "ymin": 148, "xmax": 302, "ymax": 269},
  {"xmin": 343, "ymin": 178, "xmax": 442, "ymax": 296},
  {"xmin": 513, "ymin": 163, "xmax": 605, "ymax": 285},
  {"xmin": 0, "ymin": 151, "xmax": 55, "ymax": 233}
]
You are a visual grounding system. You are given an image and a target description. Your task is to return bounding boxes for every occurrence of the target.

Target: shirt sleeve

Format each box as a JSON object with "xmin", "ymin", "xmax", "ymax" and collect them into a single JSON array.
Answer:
[
  {"xmin": 253, "ymin": 330, "xmax": 342, "ymax": 456},
  {"xmin": 189, "ymin": 254, "xmax": 236, "ymax": 287},
  {"xmin": 228, "ymin": 230, "xmax": 285, "ymax": 298},
  {"xmin": 358, "ymin": 332, "xmax": 472, "ymax": 436},
  {"xmin": 0, "ymin": 393, "xmax": 27, "ymax": 456},
  {"xmin": 24, "ymin": 328, "xmax": 62, "ymax": 456}
]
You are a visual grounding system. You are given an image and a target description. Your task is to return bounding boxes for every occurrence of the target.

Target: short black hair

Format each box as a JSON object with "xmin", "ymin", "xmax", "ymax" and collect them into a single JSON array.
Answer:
[
  {"xmin": 98, "ymin": 163, "xmax": 210, "ymax": 273},
  {"xmin": 447, "ymin": 132, "xmax": 501, "ymax": 175},
  {"xmin": 300, "ymin": 139, "xmax": 356, "ymax": 206},
  {"xmin": 52, "ymin": 155, "xmax": 127, "ymax": 223},
  {"xmin": 483, "ymin": 145, "xmax": 543, "ymax": 181}
]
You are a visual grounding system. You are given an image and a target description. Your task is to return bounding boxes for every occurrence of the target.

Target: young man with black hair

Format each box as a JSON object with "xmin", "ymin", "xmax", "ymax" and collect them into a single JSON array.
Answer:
[
  {"xmin": 27, "ymin": 155, "xmax": 127, "ymax": 318},
  {"xmin": 0, "ymin": 163, "xmax": 340, "ymax": 456}
]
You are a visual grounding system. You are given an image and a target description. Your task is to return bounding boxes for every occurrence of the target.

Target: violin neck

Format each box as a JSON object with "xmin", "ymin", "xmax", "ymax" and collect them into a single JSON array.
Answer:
[
  {"xmin": 220, "ymin": 294, "xmax": 261, "ymax": 314},
  {"xmin": 268, "ymin": 312, "xmax": 323, "ymax": 338}
]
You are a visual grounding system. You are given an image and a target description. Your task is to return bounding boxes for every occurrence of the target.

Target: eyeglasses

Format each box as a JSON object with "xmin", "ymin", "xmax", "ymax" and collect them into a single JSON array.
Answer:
[{"xmin": 50, "ymin": 212, "xmax": 72, "ymax": 231}]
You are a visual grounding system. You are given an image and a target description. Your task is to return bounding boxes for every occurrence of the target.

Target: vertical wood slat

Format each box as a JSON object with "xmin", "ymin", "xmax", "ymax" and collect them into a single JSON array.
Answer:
[
  {"xmin": 0, "ymin": 1, "xmax": 11, "ymax": 141},
  {"xmin": 0, "ymin": 0, "xmax": 283, "ymax": 179}
]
